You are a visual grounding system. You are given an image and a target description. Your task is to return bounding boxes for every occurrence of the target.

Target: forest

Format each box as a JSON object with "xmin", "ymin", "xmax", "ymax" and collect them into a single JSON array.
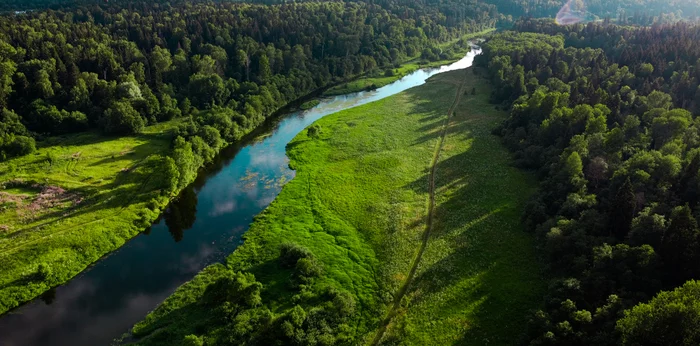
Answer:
[
  {"xmin": 0, "ymin": 0, "xmax": 497, "ymax": 162},
  {"xmin": 479, "ymin": 19, "xmax": 700, "ymax": 345}
]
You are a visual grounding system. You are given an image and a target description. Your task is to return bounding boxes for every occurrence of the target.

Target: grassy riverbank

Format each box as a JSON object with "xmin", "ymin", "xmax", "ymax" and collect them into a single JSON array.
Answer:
[
  {"xmin": 323, "ymin": 29, "xmax": 495, "ymax": 97},
  {"xmin": 0, "ymin": 121, "xmax": 182, "ymax": 314},
  {"xmin": 129, "ymin": 67, "xmax": 542, "ymax": 345}
]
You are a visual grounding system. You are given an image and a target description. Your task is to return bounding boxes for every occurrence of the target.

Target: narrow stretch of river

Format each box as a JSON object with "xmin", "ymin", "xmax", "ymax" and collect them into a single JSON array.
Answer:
[{"xmin": 0, "ymin": 46, "xmax": 481, "ymax": 346}]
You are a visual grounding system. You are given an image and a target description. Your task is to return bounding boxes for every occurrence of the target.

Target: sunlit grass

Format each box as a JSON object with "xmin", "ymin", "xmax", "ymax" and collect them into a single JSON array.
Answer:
[
  {"xmin": 0, "ymin": 120, "xmax": 181, "ymax": 314},
  {"xmin": 380, "ymin": 69, "xmax": 544, "ymax": 345}
]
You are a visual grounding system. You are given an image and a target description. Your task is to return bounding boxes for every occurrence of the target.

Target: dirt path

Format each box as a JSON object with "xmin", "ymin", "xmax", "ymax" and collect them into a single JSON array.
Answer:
[{"xmin": 370, "ymin": 71, "xmax": 467, "ymax": 345}]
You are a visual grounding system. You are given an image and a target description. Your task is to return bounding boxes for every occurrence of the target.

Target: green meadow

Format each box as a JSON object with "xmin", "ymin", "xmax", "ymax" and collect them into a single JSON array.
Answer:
[
  {"xmin": 375, "ymin": 69, "xmax": 545, "ymax": 345},
  {"xmin": 129, "ymin": 68, "xmax": 542, "ymax": 345},
  {"xmin": 0, "ymin": 121, "xmax": 179, "ymax": 314}
]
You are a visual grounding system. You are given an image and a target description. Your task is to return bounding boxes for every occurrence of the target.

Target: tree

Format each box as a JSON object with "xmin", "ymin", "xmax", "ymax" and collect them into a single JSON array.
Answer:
[
  {"xmin": 257, "ymin": 53, "xmax": 271, "ymax": 84},
  {"xmin": 660, "ymin": 205, "xmax": 700, "ymax": 284},
  {"xmin": 617, "ymin": 280, "xmax": 700, "ymax": 345},
  {"xmin": 100, "ymin": 101, "xmax": 145, "ymax": 134},
  {"xmin": 646, "ymin": 90, "xmax": 673, "ymax": 110},
  {"xmin": 172, "ymin": 136, "xmax": 199, "ymax": 190},
  {"xmin": 608, "ymin": 177, "xmax": 636, "ymax": 239},
  {"xmin": 150, "ymin": 46, "xmax": 172, "ymax": 85}
]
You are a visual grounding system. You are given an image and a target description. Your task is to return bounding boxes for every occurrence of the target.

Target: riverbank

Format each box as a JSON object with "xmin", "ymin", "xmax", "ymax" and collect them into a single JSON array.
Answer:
[
  {"xmin": 322, "ymin": 29, "xmax": 495, "ymax": 97},
  {"xmin": 0, "ymin": 121, "xmax": 181, "ymax": 314},
  {"xmin": 127, "ymin": 67, "xmax": 542, "ymax": 345}
]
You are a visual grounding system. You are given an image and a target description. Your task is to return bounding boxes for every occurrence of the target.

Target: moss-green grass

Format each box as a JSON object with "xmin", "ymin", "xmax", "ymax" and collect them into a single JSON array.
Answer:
[
  {"xmin": 0, "ymin": 120, "xmax": 180, "ymax": 314},
  {"xmin": 130, "ymin": 67, "xmax": 542, "ymax": 345}
]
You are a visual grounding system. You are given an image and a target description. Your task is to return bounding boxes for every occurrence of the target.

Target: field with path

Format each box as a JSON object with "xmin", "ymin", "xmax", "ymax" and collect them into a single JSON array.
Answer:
[
  {"xmin": 129, "ymin": 68, "xmax": 542, "ymax": 345},
  {"xmin": 373, "ymin": 69, "xmax": 545, "ymax": 345}
]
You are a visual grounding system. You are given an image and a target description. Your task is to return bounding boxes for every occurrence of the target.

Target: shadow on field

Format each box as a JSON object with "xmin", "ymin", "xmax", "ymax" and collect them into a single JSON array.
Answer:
[
  {"xmin": 4, "ymin": 137, "xmax": 172, "ymax": 244},
  {"xmin": 395, "ymin": 73, "xmax": 543, "ymax": 344}
]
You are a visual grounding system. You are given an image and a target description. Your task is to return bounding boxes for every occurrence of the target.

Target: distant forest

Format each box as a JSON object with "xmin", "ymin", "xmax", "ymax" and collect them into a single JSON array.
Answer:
[
  {"xmin": 480, "ymin": 19, "xmax": 700, "ymax": 345},
  {"xmin": 0, "ymin": 0, "xmax": 497, "ymax": 170}
]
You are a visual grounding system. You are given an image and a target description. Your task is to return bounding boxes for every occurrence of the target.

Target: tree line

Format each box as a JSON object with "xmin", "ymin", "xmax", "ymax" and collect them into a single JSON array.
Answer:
[
  {"xmin": 479, "ymin": 19, "xmax": 700, "ymax": 345},
  {"xmin": 0, "ymin": 0, "xmax": 500, "ymax": 195}
]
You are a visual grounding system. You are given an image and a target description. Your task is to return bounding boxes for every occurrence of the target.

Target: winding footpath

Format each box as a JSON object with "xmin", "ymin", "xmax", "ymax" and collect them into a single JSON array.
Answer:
[{"xmin": 370, "ymin": 71, "xmax": 468, "ymax": 345}]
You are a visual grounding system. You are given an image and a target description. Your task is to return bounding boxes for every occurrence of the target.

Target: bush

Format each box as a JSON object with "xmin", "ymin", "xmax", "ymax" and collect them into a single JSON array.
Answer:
[
  {"xmin": 36, "ymin": 263, "xmax": 52, "ymax": 281},
  {"xmin": 100, "ymin": 101, "xmax": 145, "ymax": 134},
  {"xmin": 182, "ymin": 334, "xmax": 204, "ymax": 346},
  {"xmin": 307, "ymin": 125, "xmax": 321, "ymax": 139},
  {"xmin": 5, "ymin": 135, "xmax": 36, "ymax": 158},
  {"xmin": 279, "ymin": 243, "xmax": 312, "ymax": 268},
  {"xmin": 295, "ymin": 257, "xmax": 323, "ymax": 278}
]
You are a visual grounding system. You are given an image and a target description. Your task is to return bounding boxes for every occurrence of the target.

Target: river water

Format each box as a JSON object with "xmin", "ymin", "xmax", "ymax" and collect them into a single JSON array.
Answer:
[{"xmin": 0, "ymin": 46, "xmax": 481, "ymax": 346}]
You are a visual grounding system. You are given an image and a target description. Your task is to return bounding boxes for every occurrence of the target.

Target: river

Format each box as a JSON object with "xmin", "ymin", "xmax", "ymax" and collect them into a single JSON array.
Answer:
[{"xmin": 0, "ymin": 46, "xmax": 481, "ymax": 346}]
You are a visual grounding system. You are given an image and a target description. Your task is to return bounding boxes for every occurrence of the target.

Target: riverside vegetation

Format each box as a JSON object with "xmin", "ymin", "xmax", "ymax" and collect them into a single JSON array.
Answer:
[
  {"xmin": 0, "ymin": 0, "xmax": 501, "ymax": 313},
  {"xmin": 128, "ymin": 69, "xmax": 543, "ymax": 345}
]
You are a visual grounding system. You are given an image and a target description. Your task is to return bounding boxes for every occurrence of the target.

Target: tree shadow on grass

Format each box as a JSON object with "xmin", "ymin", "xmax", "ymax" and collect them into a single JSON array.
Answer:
[
  {"xmin": 3, "ymin": 139, "xmax": 169, "ymax": 246},
  {"xmin": 391, "ymin": 72, "xmax": 544, "ymax": 344}
]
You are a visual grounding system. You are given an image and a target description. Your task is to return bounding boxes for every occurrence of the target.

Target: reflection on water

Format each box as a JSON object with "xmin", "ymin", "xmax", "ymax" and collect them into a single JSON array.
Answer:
[{"xmin": 0, "ymin": 46, "xmax": 481, "ymax": 346}]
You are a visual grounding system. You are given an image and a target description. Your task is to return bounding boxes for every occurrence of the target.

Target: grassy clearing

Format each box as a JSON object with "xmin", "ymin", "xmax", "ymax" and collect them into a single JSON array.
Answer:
[
  {"xmin": 0, "ymin": 120, "xmax": 180, "ymax": 314},
  {"xmin": 129, "ymin": 67, "xmax": 541, "ymax": 345}
]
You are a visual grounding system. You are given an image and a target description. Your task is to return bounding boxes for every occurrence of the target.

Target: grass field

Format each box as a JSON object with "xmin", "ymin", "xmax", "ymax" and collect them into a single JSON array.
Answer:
[
  {"xmin": 374, "ymin": 69, "xmax": 545, "ymax": 345},
  {"xmin": 129, "ymin": 67, "xmax": 542, "ymax": 345},
  {"xmin": 0, "ymin": 121, "xmax": 180, "ymax": 314}
]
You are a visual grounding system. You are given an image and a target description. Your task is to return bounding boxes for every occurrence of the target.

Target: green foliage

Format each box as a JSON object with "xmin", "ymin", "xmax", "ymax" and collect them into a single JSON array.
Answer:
[
  {"xmin": 279, "ymin": 243, "xmax": 313, "ymax": 268},
  {"xmin": 100, "ymin": 101, "xmax": 145, "ymax": 135},
  {"xmin": 482, "ymin": 22, "xmax": 700, "ymax": 344},
  {"xmin": 299, "ymin": 100, "xmax": 320, "ymax": 110},
  {"xmin": 617, "ymin": 280, "xmax": 700, "ymax": 346},
  {"xmin": 306, "ymin": 125, "xmax": 321, "ymax": 139},
  {"xmin": 0, "ymin": 109, "xmax": 35, "ymax": 161},
  {"xmin": 182, "ymin": 335, "xmax": 204, "ymax": 346}
]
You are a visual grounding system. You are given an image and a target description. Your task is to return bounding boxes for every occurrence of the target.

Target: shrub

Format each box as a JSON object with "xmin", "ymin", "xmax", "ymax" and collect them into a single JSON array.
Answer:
[
  {"xmin": 100, "ymin": 101, "xmax": 145, "ymax": 134},
  {"xmin": 295, "ymin": 257, "xmax": 323, "ymax": 278},
  {"xmin": 307, "ymin": 125, "xmax": 321, "ymax": 139},
  {"xmin": 36, "ymin": 263, "xmax": 52, "ymax": 281},
  {"xmin": 182, "ymin": 334, "xmax": 204, "ymax": 346},
  {"xmin": 279, "ymin": 243, "xmax": 312, "ymax": 268}
]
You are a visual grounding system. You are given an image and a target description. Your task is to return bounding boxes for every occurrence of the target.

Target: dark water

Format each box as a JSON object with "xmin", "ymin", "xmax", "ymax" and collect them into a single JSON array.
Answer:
[{"xmin": 0, "ymin": 47, "xmax": 481, "ymax": 346}]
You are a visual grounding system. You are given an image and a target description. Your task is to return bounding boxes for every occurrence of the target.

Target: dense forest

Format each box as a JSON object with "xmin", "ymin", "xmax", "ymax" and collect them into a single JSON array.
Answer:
[
  {"xmin": 479, "ymin": 19, "xmax": 700, "ymax": 345},
  {"xmin": 0, "ymin": 0, "xmax": 497, "ymax": 167}
]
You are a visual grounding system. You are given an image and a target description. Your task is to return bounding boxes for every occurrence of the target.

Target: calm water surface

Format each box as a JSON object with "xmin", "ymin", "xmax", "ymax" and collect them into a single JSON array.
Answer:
[{"xmin": 0, "ymin": 47, "xmax": 481, "ymax": 346}]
